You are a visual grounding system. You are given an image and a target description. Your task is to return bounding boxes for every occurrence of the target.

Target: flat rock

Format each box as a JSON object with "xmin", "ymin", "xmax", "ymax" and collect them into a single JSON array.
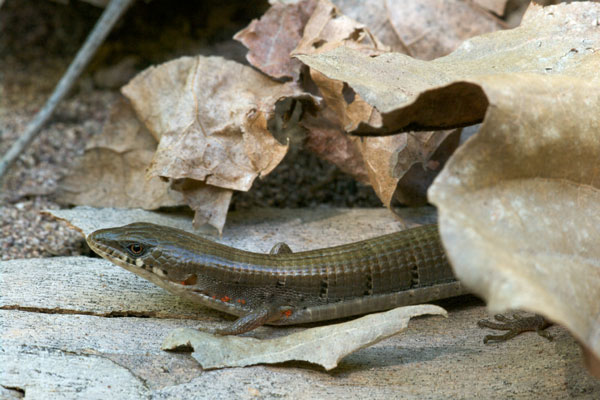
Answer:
[{"xmin": 1, "ymin": 208, "xmax": 599, "ymax": 399}]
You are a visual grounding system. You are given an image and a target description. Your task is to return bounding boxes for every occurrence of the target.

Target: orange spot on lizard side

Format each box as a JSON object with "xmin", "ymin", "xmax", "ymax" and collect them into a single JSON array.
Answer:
[
  {"xmin": 221, "ymin": 296, "xmax": 231, "ymax": 302},
  {"xmin": 283, "ymin": 310, "xmax": 292, "ymax": 317}
]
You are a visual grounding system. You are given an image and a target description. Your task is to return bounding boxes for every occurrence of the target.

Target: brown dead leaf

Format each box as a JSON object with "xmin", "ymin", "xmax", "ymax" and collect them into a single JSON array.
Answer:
[
  {"xmin": 122, "ymin": 56, "xmax": 294, "ymax": 190},
  {"xmin": 287, "ymin": 2, "xmax": 394, "ymax": 197},
  {"xmin": 293, "ymin": 0, "xmax": 389, "ymax": 56},
  {"xmin": 306, "ymin": 68, "xmax": 459, "ymax": 206},
  {"xmin": 162, "ymin": 305, "xmax": 447, "ymax": 370},
  {"xmin": 122, "ymin": 56, "xmax": 314, "ymax": 231},
  {"xmin": 293, "ymin": 0, "xmax": 494, "ymax": 204},
  {"xmin": 335, "ymin": 0, "xmax": 505, "ymax": 58},
  {"xmin": 235, "ymin": 0, "xmax": 480, "ymax": 204},
  {"xmin": 383, "ymin": 0, "xmax": 505, "ymax": 60},
  {"xmin": 428, "ymin": 73, "xmax": 600, "ymax": 376},
  {"xmin": 583, "ymin": 348, "xmax": 600, "ymax": 380},
  {"xmin": 392, "ymin": 129, "xmax": 461, "ymax": 206},
  {"xmin": 354, "ymin": 135, "xmax": 402, "ymax": 206},
  {"xmin": 234, "ymin": 0, "xmax": 317, "ymax": 80},
  {"xmin": 302, "ymin": 105, "xmax": 369, "ymax": 184},
  {"xmin": 85, "ymin": 97, "xmax": 156, "ymax": 152},
  {"xmin": 352, "ymin": 130, "xmax": 459, "ymax": 207},
  {"xmin": 170, "ymin": 179, "xmax": 232, "ymax": 234},
  {"xmin": 307, "ymin": 68, "xmax": 377, "ymax": 135},
  {"xmin": 56, "ymin": 99, "xmax": 184, "ymax": 209},
  {"xmin": 289, "ymin": 1, "xmax": 386, "ymax": 188},
  {"xmin": 331, "ymin": 0, "xmax": 409, "ymax": 53},
  {"xmin": 296, "ymin": 3, "xmax": 600, "ymax": 135}
]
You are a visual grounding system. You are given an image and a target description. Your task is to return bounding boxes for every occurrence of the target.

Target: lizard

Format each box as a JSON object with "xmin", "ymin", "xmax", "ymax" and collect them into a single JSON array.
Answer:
[{"xmin": 86, "ymin": 222, "xmax": 551, "ymax": 339}]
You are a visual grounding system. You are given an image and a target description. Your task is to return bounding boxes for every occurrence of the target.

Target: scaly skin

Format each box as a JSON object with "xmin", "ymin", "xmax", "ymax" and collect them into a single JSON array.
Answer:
[{"xmin": 87, "ymin": 222, "xmax": 466, "ymax": 334}]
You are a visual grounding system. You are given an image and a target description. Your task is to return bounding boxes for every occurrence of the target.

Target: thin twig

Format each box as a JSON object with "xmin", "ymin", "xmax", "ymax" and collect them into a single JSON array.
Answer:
[{"xmin": 0, "ymin": 0, "xmax": 135, "ymax": 182}]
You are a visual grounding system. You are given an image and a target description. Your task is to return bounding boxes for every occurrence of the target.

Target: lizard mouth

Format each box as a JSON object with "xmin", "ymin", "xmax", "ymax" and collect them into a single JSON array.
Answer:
[
  {"xmin": 87, "ymin": 234, "xmax": 187, "ymax": 292},
  {"xmin": 86, "ymin": 235, "xmax": 146, "ymax": 273}
]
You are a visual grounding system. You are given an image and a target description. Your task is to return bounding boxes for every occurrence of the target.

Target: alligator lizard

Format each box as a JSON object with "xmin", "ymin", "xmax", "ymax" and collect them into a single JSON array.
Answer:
[{"xmin": 86, "ymin": 222, "xmax": 549, "ymax": 338}]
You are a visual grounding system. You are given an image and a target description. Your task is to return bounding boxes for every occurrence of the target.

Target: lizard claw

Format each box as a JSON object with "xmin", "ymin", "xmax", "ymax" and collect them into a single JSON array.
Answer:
[{"xmin": 478, "ymin": 313, "xmax": 552, "ymax": 344}]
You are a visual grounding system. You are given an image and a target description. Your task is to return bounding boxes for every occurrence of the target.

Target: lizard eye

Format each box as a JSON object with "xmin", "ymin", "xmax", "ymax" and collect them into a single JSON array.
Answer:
[{"xmin": 127, "ymin": 243, "xmax": 144, "ymax": 256}]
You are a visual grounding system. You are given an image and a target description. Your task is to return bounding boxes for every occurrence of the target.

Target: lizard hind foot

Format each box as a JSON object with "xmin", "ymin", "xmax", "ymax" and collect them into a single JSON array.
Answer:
[{"xmin": 477, "ymin": 313, "xmax": 552, "ymax": 344}]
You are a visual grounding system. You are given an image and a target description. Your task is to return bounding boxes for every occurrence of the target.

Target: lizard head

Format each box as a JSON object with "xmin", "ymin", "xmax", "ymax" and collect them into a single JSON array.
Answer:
[
  {"xmin": 86, "ymin": 222, "xmax": 202, "ymax": 286},
  {"xmin": 87, "ymin": 222, "xmax": 159, "ymax": 267}
]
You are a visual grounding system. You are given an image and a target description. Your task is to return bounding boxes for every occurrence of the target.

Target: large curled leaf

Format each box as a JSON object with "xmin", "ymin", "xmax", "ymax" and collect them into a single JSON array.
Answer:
[
  {"xmin": 234, "ymin": 0, "xmax": 502, "ymax": 206},
  {"xmin": 122, "ymin": 56, "xmax": 294, "ymax": 190},
  {"xmin": 121, "ymin": 56, "xmax": 316, "ymax": 231},
  {"xmin": 295, "ymin": 3, "xmax": 600, "ymax": 134},
  {"xmin": 291, "ymin": 0, "xmax": 471, "ymax": 205},
  {"xmin": 428, "ymin": 73, "xmax": 600, "ymax": 376}
]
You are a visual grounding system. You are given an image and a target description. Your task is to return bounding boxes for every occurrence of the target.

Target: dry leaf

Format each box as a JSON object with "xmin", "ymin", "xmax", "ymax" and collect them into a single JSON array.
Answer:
[
  {"xmin": 56, "ymin": 99, "xmax": 184, "ymax": 209},
  {"xmin": 121, "ymin": 56, "xmax": 315, "ymax": 231},
  {"xmin": 295, "ymin": 3, "xmax": 600, "ymax": 135},
  {"xmin": 122, "ymin": 56, "xmax": 291, "ymax": 190},
  {"xmin": 305, "ymin": 69, "xmax": 459, "ymax": 206},
  {"xmin": 237, "ymin": 0, "xmax": 478, "ymax": 204},
  {"xmin": 306, "ymin": 68, "xmax": 377, "ymax": 137},
  {"xmin": 293, "ymin": 0, "xmax": 493, "ymax": 204},
  {"xmin": 170, "ymin": 179, "xmax": 232, "ymax": 233},
  {"xmin": 234, "ymin": 0, "xmax": 317, "ymax": 80},
  {"xmin": 288, "ymin": 0, "xmax": 388, "ymax": 188},
  {"xmin": 335, "ymin": 0, "xmax": 505, "ymax": 58},
  {"xmin": 428, "ymin": 73, "xmax": 600, "ymax": 377},
  {"xmin": 293, "ymin": 0, "xmax": 389, "ymax": 56},
  {"xmin": 381, "ymin": 0, "xmax": 505, "ymax": 60},
  {"xmin": 392, "ymin": 129, "xmax": 461, "ymax": 206},
  {"xmin": 288, "ymin": 2, "xmax": 400, "ymax": 201},
  {"xmin": 359, "ymin": 129, "xmax": 461, "ymax": 207},
  {"xmin": 331, "ymin": 0, "xmax": 409, "ymax": 53},
  {"xmin": 162, "ymin": 305, "xmax": 447, "ymax": 370},
  {"xmin": 302, "ymin": 105, "xmax": 369, "ymax": 184}
]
